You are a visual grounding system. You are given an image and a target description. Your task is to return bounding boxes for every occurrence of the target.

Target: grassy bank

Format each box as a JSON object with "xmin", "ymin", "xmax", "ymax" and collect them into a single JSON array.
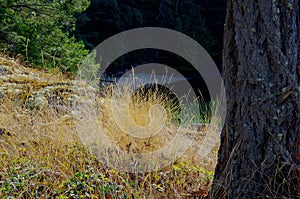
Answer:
[{"xmin": 0, "ymin": 56, "xmax": 219, "ymax": 198}]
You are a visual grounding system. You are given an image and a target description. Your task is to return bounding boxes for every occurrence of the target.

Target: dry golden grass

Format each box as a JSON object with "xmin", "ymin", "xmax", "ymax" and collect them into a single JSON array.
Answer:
[{"xmin": 0, "ymin": 56, "xmax": 220, "ymax": 198}]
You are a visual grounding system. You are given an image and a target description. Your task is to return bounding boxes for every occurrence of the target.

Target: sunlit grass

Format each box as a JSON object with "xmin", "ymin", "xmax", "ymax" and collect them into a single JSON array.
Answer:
[{"xmin": 0, "ymin": 58, "xmax": 220, "ymax": 198}]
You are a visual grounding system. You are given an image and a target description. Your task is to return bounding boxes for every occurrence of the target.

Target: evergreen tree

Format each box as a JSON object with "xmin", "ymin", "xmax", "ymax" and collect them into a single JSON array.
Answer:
[
  {"xmin": 0, "ymin": 0, "xmax": 90, "ymax": 72},
  {"xmin": 74, "ymin": 0, "xmax": 215, "ymax": 52}
]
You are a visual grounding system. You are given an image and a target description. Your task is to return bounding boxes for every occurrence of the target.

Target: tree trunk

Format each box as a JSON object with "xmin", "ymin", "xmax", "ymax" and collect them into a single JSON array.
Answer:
[{"xmin": 210, "ymin": 1, "xmax": 300, "ymax": 198}]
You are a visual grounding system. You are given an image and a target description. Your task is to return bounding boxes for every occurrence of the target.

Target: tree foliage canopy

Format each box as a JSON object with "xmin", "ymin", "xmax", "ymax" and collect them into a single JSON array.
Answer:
[
  {"xmin": 75, "ymin": 0, "xmax": 216, "ymax": 52},
  {"xmin": 0, "ymin": 0, "xmax": 90, "ymax": 72},
  {"xmin": 73, "ymin": 0, "xmax": 217, "ymax": 77}
]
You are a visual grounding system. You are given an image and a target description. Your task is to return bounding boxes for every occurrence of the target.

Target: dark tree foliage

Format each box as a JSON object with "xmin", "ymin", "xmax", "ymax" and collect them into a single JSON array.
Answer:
[{"xmin": 74, "ymin": 0, "xmax": 218, "ymax": 70}]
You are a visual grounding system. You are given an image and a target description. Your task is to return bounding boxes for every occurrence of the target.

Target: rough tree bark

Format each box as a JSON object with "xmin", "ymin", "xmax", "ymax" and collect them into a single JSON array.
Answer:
[{"xmin": 210, "ymin": 0, "xmax": 300, "ymax": 198}]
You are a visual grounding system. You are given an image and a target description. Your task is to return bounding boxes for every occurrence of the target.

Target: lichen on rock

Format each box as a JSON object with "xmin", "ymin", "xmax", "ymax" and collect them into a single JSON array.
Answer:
[{"xmin": 0, "ymin": 56, "xmax": 96, "ymax": 111}]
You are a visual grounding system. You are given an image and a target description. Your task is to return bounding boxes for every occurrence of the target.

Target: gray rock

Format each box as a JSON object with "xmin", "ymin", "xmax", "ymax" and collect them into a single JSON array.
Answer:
[{"xmin": 189, "ymin": 123, "xmax": 209, "ymax": 132}]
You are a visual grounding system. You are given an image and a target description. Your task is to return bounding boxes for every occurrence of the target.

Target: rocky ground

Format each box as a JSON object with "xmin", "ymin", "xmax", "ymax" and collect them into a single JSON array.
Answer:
[{"xmin": 0, "ymin": 56, "xmax": 95, "ymax": 111}]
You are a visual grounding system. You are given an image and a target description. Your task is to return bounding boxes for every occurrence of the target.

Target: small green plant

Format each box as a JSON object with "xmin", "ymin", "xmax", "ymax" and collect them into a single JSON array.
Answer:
[{"xmin": 78, "ymin": 50, "xmax": 101, "ymax": 86}]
